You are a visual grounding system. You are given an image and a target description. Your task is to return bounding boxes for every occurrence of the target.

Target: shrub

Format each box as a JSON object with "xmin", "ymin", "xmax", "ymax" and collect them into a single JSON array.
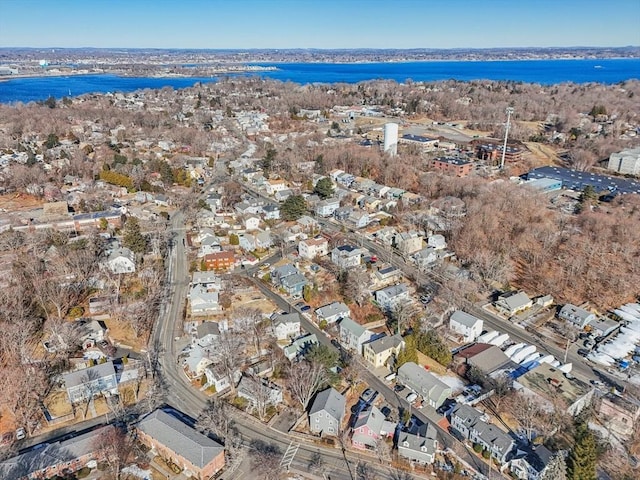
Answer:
[
  {"xmin": 482, "ymin": 449, "xmax": 491, "ymax": 459},
  {"xmin": 75, "ymin": 467, "xmax": 92, "ymax": 478},
  {"xmin": 473, "ymin": 443, "xmax": 483, "ymax": 453},
  {"xmin": 68, "ymin": 306, "xmax": 84, "ymax": 318}
]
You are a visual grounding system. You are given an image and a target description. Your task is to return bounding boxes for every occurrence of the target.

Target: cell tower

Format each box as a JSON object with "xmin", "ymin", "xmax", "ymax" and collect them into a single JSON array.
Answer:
[{"xmin": 500, "ymin": 107, "xmax": 514, "ymax": 170}]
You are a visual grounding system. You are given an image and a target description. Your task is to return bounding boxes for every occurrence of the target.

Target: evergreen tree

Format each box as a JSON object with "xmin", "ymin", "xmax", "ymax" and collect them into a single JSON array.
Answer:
[
  {"xmin": 313, "ymin": 177, "xmax": 334, "ymax": 199},
  {"xmin": 122, "ymin": 217, "xmax": 147, "ymax": 255},
  {"xmin": 567, "ymin": 420, "xmax": 597, "ymax": 480},
  {"xmin": 260, "ymin": 147, "xmax": 277, "ymax": 176},
  {"xmin": 281, "ymin": 195, "xmax": 307, "ymax": 221},
  {"xmin": 396, "ymin": 335, "xmax": 418, "ymax": 369}
]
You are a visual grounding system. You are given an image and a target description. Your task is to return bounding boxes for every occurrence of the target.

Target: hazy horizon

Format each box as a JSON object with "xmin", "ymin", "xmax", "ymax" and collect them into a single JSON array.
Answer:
[{"xmin": 1, "ymin": 0, "xmax": 639, "ymax": 50}]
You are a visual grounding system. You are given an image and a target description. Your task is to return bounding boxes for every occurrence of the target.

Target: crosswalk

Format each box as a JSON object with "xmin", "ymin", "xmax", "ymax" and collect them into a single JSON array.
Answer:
[{"xmin": 280, "ymin": 440, "xmax": 300, "ymax": 470}]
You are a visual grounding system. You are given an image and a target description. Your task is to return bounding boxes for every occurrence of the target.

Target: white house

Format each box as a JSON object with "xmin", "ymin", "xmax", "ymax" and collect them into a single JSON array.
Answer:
[
  {"xmin": 244, "ymin": 216, "xmax": 260, "ymax": 231},
  {"xmin": 262, "ymin": 204, "xmax": 280, "ymax": 220},
  {"xmin": 315, "ymin": 302, "xmax": 351, "ymax": 324},
  {"xmin": 374, "ymin": 283, "xmax": 410, "ymax": 312},
  {"xmin": 427, "ymin": 234, "xmax": 447, "ymax": 250},
  {"xmin": 105, "ymin": 247, "xmax": 136, "ymax": 274},
  {"xmin": 199, "ymin": 235, "xmax": 222, "ymax": 257},
  {"xmin": 449, "ymin": 311, "xmax": 483, "ymax": 343},
  {"xmin": 204, "ymin": 364, "xmax": 231, "ymax": 393},
  {"xmin": 316, "ymin": 198, "xmax": 340, "ymax": 217},
  {"xmin": 189, "ymin": 285, "xmax": 221, "ymax": 316},
  {"xmin": 298, "ymin": 237, "xmax": 329, "ymax": 260},
  {"xmin": 339, "ymin": 317, "xmax": 374, "ymax": 355},
  {"xmin": 331, "ymin": 245, "xmax": 363, "ymax": 269},
  {"xmin": 265, "ymin": 179, "xmax": 288, "ymax": 195},
  {"xmin": 272, "ymin": 312, "xmax": 301, "ymax": 341}
]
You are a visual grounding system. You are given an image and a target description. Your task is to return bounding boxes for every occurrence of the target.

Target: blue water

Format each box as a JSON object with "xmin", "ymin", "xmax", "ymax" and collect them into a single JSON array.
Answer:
[{"xmin": 1, "ymin": 59, "xmax": 638, "ymax": 104}]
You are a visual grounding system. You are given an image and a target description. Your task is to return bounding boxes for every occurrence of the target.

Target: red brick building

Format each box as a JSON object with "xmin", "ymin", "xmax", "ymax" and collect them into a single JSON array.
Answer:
[
  {"xmin": 203, "ymin": 251, "xmax": 236, "ymax": 271},
  {"xmin": 136, "ymin": 409, "xmax": 225, "ymax": 480},
  {"xmin": 476, "ymin": 143, "xmax": 523, "ymax": 164},
  {"xmin": 432, "ymin": 157, "xmax": 473, "ymax": 177}
]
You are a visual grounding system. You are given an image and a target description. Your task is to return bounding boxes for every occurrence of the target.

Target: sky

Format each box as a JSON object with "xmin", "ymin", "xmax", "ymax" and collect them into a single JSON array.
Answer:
[{"xmin": 1, "ymin": 0, "xmax": 639, "ymax": 49}]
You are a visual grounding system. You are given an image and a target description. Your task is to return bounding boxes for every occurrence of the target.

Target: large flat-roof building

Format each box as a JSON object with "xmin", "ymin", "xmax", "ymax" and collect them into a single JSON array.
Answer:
[
  {"xmin": 432, "ymin": 157, "xmax": 473, "ymax": 177},
  {"xmin": 607, "ymin": 147, "xmax": 640, "ymax": 175}
]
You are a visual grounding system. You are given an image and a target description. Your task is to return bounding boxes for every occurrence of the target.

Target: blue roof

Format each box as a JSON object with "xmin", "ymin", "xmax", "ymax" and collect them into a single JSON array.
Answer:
[
  {"xmin": 526, "ymin": 166, "xmax": 640, "ymax": 195},
  {"xmin": 402, "ymin": 134, "xmax": 437, "ymax": 143},
  {"xmin": 72, "ymin": 210, "xmax": 121, "ymax": 221}
]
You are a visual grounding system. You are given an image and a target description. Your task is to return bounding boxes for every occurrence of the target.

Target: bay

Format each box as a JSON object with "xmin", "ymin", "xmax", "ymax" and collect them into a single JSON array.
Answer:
[{"xmin": 0, "ymin": 58, "xmax": 638, "ymax": 104}]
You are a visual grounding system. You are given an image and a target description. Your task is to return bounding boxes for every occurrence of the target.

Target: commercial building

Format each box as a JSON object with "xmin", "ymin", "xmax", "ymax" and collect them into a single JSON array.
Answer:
[
  {"xmin": 607, "ymin": 147, "xmax": 640, "ymax": 175},
  {"xmin": 432, "ymin": 157, "xmax": 473, "ymax": 177}
]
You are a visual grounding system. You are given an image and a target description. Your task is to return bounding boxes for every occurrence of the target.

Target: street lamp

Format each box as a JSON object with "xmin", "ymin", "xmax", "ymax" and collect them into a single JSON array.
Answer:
[{"xmin": 500, "ymin": 107, "xmax": 514, "ymax": 170}]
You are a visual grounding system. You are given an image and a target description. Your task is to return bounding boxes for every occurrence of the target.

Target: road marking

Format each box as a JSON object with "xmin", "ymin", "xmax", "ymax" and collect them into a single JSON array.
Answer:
[{"xmin": 280, "ymin": 441, "xmax": 300, "ymax": 470}]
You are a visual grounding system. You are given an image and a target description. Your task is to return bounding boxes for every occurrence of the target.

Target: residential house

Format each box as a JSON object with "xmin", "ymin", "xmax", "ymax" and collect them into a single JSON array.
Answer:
[
  {"xmin": 597, "ymin": 393, "xmax": 640, "ymax": 439},
  {"xmin": 449, "ymin": 311, "xmax": 483, "ymax": 343},
  {"xmin": 339, "ymin": 317, "xmax": 374, "ymax": 355},
  {"xmin": 316, "ymin": 198, "xmax": 341, "ymax": 217},
  {"xmin": 514, "ymin": 362, "xmax": 595, "ymax": 416},
  {"xmin": 315, "ymin": 302, "xmax": 351, "ymax": 324},
  {"xmin": 0, "ymin": 426, "xmax": 113, "ymax": 480},
  {"xmin": 558, "ymin": 304, "xmax": 597, "ymax": 329},
  {"xmin": 265, "ymin": 179, "xmax": 288, "ymax": 195},
  {"xmin": 193, "ymin": 322, "xmax": 220, "ymax": 347},
  {"xmin": 450, "ymin": 404, "xmax": 488, "ymax": 440},
  {"xmin": 239, "ymin": 233, "xmax": 257, "ymax": 252},
  {"xmin": 347, "ymin": 210, "xmax": 370, "ymax": 229},
  {"xmin": 374, "ymin": 283, "xmax": 410, "ymax": 312},
  {"xmin": 154, "ymin": 194, "xmax": 170, "ymax": 207},
  {"xmin": 331, "ymin": 245, "xmax": 363, "ymax": 269},
  {"xmin": 281, "ymin": 273, "xmax": 308, "ymax": 297},
  {"xmin": 204, "ymin": 364, "xmax": 231, "ymax": 393},
  {"xmin": 192, "ymin": 271, "xmax": 222, "ymax": 290},
  {"xmin": 105, "ymin": 247, "xmax": 136, "ymax": 274},
  {"xmin": 469, "ymin": 419, "xmax": 515, "ymax": 464},
  {"xmin": 272, "ymin": 312, "xmax": 301, "ymax": 341},
  {"xmin": 75, "ymin": 318, "xmax": 108, "ymax": 349},
  {"xmin": 374, "ymin": 226, "xmax": 397, "ymax": 246},
  {"xmin": 189, "ymin": 285, "xmax": 220, "ymax": 315},
  {"xmin": 203, "ymin": 251, "xmax": 236, "ymax": 271},
  {"xmin": 136, "ymin": 409, "xmax": 225, "ymax": 480},
  {"xmin": 199, "ymin": 235, "xmax": 222, "ymax": 257},
  {"xmin": 395, "ymin": 231, "xmax": 424, "ymax": 255},
  {"xmin": 63, "ymin": 361, "xmax": 118, "ymax": 403},
  {"xmin": 374, "ymin": 264, "xmax": 401, "ymax": 283},
  {"xmin": 183, "ymin": 345, "xmax": 215, "ymax": 378},
  {"xmin": 333, "ymin": 206, "xmax": 352, "ymax": 221},
  {"xmin": 271, "ymin": 263, "xmax": 299, "ymax": 286},
  {"xmin": 397, "ymin": 423, "xmax": 438, "ymax": 465},
  {"xmin": 237, "ymin": 375, "xmax": 283, "ymax": 409},
  {"xmin": 427, "ymin": 234, "xmax": 447, "ymax": 250},
  {"xmin": 262, "ymin": 204, "xmax": 280, "ymax": 220},
  {"xmin": 255, "ymin": 231, "xmax": 272, "ymax": 250},
  {"xmin": 370, "ymin": 183, "xmax": 391, "ymax": 198},
  {"xmin": 297, "ymin": 215, "xmax": 319, "ymax": 232},
  {"xmin": 509, "ymin": 445, "xmax": 562, "ymax": 480},
  {"xmin": 275, "ymin": 189, "xmax": 293, "ymax": 202},
  {"xmin": 283, "ymin": 333, "xmax": 318, "ymax": 361},
  {"xmin": 351, "ymin": 405, "xmax": 395, "ymax": 450},
  {"xmin": 336, "ymin": 172, "xmax": 355, "ymax": 187},
  {"xmin": 204, "ymin": 193, "xmax": 222, "ymax": 211},
  {"xmin": 588, "ymin": 316, "xmax": 619, "ymax": 337},
  {"xmin": 363, "ymin": 334, "xmax": 405, "ymax": 369},
  {"xmin": 494, "ymin": 291, "xmax": 533, "ymax": 316},
  {"xmin": 235, "ymin": 200, "xmax": 264, "ymax": 215},
  {"xmin": 309, "ymin": 387, "xmax": 346, "ymax": 437},
  {"xmin": 244, "ymin": 215, "xmax": 260, "ymax": 231},
  {"xmin": 298, "ymin": 237, "xmax": 329, "ymax": 260},
  {"xmin": 397, "ymin": 362, "xmax": 452, "ymax": 409},
  {"xmin": 413, "ymin": 247, "xmax": 439, "ymax": 269}
]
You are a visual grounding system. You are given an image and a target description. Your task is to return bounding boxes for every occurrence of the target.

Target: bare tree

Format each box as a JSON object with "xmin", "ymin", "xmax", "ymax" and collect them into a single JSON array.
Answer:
[
  {"xmin": 232, "ymin": 307, "xmax": 266, "ymax": 356},
  {"xmin": 217, "ymin": 329, "xmax": 244, "ymax": 394},
  {"xmin": 286, "ymin": 360, "xmax": 328, "ymax": 411},
  {"xmin": 93, "ymin": 426, "xmax": 133, "ymax": 480},
  {"xmin": 196, "ymin": 398, "xmax": 236, "ymax": 441},
  {"xmin": 248, "ymin": 440, "xmax": 282, "ymax": 480}
]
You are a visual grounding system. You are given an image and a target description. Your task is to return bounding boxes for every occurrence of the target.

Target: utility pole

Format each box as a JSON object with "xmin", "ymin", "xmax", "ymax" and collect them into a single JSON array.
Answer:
[{"xmin": 500, "ymin": 107, "xmax": 514, "ymax": 170}]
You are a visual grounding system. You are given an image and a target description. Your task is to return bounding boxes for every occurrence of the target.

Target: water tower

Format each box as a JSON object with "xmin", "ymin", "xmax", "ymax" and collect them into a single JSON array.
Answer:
[{"xmin": 383, "ymin": 122, "xmax": 399, "ymax": 156}]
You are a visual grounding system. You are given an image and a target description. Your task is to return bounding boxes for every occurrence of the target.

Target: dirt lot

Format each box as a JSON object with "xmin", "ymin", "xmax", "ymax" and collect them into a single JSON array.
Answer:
[
  {"xmin": 106, "ymin": 318, "xmax": 148, "ymax": 351},
  {"xmin": 228, "ymin": 289, "xmax": 278, "ymax": 316},
  {"xmin": 44, "ymin": 390, "xmax": 73, "ymax": 418},
  {"xmin": 417, "ymin": 351, "xmax": 448, "ymax": 376},
  {"xmin": 0, "ymin": 193, "xmax": 42, "ymax": 211}
]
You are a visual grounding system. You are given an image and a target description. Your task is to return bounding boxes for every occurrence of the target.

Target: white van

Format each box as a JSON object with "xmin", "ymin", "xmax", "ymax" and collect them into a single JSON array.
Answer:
[
  {"xmin": 406, "ymin": 392, "xmax": 418, "ymax": 403},
  {"xmin": 384, "ymin": 372, "xmax": 397, "ymax": 382}
]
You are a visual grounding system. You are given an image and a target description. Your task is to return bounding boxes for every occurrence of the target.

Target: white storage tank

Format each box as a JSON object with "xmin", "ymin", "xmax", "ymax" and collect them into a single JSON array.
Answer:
[{"xmin": 383, "ymin": 123, "xmax": 399, "ymax": 156}]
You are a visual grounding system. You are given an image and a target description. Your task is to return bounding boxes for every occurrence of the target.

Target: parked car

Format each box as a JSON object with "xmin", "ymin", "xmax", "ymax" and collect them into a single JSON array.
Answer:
[
  {"xmin": 380, "ymin": 406, "xmax": 392, "ymax": 418},
  {"xmin": 577, "ymin": 348, "xmax": 590, "ymax": 357},
  {"xmin": 406, "ymin": 392, "xmax": 418, "ymax": 403},
  {"xmin": 361, "ymin": 389, "xmax": 378, "ymax": 403},
  {"xmin": 99, "ymin": 340, "xmax": 109, "ymax": 348},
  {"xmin": 15, "ymin": 428, "xmax": 26, "ymax": 441},
  {"xmin": 394, "ymin": 384, "xmax": 405, "ymax": 393}
]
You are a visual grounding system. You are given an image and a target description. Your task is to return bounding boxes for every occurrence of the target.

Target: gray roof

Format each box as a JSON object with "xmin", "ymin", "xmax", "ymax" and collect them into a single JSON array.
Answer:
[
  {"xmin": 281, "ymin": 273, "xmax": 307, "ymax": 288},
  {"xmin": 365, "ymin": 334, "xmax": 404, "ymax": 354},
  {"xmin": 309, "ymin": 387, "xmax": 346, "ymax": 421},
  {"xmin": 137, "ymin": 409, "xmax": 224, "ymax": 468},
  {"xmin": 497, "ymin": 291, "xmax": 531, "ymax": 311},
  {"xmin": 63, "ymin": 361, "xmax": 116, "ymax": 389},
  {"xmin": 398, "ymin": 423, "xmax": 438, "ymax": 454},
  {"xmin": 339, "ymin": 317, "xmax": 368, "ymax": 338},
  {"xmin": 452, "ymin": 404, "xmax": 485, "ymax": 429},
  {"xmin": 0, "ymin": 426, "xmax": 113, "ymax": 478},
  {"xmin": 473, "ymin": 419, "xmax": 514, "ymax": 457},
  {"xmin": 450, "ymin": 310, "xmax": 482, "ymax": 329},
  {"xmin": 273, "ymin": 312, "xmax": 301, "ymax": 326},
  {"xmin": 316, "ymin": 302, "xmax": 350, "ymax": 319},
  {"xmin": 196, "ymin": 322, "xmax": 220, "ymax": 338},
  {"xmin": 353, "ymin": 405, "xmax": 385, "ymax": 433},
  {"xmin": 376, "ymin": 283, "xmax": 408, "ymax": 299}
]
